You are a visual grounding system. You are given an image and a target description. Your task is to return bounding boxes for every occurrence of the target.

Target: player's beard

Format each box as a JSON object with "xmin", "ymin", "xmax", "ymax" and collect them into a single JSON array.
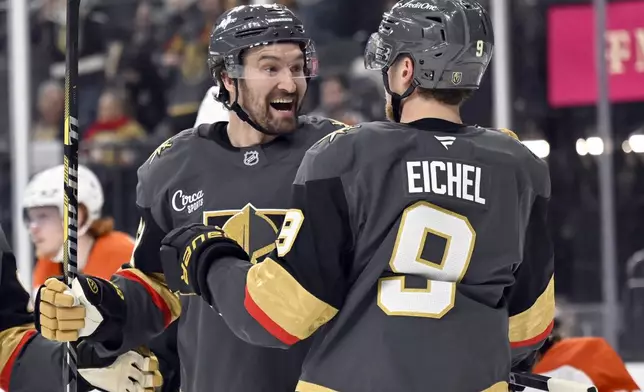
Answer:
[
  {"xmin": 385, "ymin": 101, "xmax": 395, "ymax": 122},
  {"xmin": 239, "ymin": 80, "xmax": 301, "ymax": 135}
]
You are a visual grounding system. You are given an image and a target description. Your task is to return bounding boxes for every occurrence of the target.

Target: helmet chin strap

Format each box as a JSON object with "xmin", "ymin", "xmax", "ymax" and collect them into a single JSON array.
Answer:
[
  {"xmin": 382, "ymin": 67, "xmax": 417, "ymax": 123},
  {"xmin": 225, "ymin": 80, "xmax": 274, "ymax": 135},
  {"xmin": 222, "ymin": 78, "xmax": 307, "ymax": 136}
]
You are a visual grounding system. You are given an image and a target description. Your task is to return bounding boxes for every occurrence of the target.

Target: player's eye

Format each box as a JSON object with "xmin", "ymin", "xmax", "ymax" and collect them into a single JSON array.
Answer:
[
  {"xmin": 290, "ymin": 64, "xmax": 305, "ymax": 76},
  {"xmin": 262, "ymin": 65, "xmax": 279, "ymax": 75}
]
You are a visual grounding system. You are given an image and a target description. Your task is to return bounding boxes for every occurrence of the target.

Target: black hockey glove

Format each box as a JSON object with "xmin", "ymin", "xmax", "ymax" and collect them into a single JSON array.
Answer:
[
  {"xmin": 34, "ymin": 274, "xmax": 127, "ymax": 344},
  {"xmin": 509, "ymin": 351, "xmax": 539, "ymax": 391},
  {"xmin": 160, "ymin": 223, "xmax": 250, "ymax": 304}
]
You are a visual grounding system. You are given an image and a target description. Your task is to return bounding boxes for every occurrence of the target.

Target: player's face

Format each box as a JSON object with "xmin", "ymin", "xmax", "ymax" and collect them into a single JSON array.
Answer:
[
  {"xmin": 26, "ymin": 207, "xmax": 64, "ymax": 259},
  {"xmin": 238, "ymin": 43, "xmax": 308, "ymax": 135}
]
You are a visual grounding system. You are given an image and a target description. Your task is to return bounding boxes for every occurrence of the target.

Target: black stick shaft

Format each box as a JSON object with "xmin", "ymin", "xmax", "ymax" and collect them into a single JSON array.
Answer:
[
  {"xmin": 510, "ymin": 372, "xmax": 598, "ymax": 392},
  {"xmin": 62, "ymin": 0, "xmax": 80, "ymax": 391}
]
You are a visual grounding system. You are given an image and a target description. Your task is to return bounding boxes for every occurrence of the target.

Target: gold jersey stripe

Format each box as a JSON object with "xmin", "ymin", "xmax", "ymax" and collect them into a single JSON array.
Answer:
[
  {"xmin": 246, "ymin": 257, "xmax": 338, "ymax": 340},
  {"xmin": 0, "ymin": 324, "xmax": 36, "ymax": 389},
  {"xmin": 296, "ymin": 380, "xmax": 340, "ymax": 392},
  {"xmin": 482, "ymin": 381, "xmax": 509, "ymax": 391},
  {"xmin": 509, "ymin": 276, "xmax": 555, "ymax": 344},
  {"xmin": 295, "ymin": 379, "xmax": 508, "ymax": 391}
]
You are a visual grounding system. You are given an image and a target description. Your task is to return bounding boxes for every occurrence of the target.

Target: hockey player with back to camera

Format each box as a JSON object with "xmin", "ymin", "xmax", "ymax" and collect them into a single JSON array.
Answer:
[
  {"xmin": 0, "ymin": 223, "xmax": 162, "ymax": 392},
  {"xmin": 156, "ymin": 0, "xmax": 554, "ymax": 391},
  {"xmin": 31, "ymin": 4, "xmax": 350, "ymax": 392}
]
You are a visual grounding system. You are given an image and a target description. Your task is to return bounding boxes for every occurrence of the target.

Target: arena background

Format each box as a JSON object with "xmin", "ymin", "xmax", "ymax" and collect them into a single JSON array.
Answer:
[{"xmin": 1, "ymin": 0, "xmax": 644, "ymax": 381}]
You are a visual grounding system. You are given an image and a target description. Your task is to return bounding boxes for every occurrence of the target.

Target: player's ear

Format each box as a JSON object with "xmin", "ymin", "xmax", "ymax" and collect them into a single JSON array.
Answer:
[
  {"xmin": 221, "ymin": 72, "xmax": 236, "ymax": 99},
  {"xmin": 400, "ymin": 56, "xmax": 414, "ymax": 89},
  {"xmin": 221, "ymin": 72, "xmax": 235, "ymax": 93}
]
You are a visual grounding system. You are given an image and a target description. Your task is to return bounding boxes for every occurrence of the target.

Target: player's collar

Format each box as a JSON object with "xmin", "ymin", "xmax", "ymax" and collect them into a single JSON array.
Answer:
[
  {"xmin": 200, "ymin": 122, "xmax": 296, "ymax": 152},
  {"xmin": 198, "ymin": 122, "xmax": 299, "ymax": 168},
  {"xmin": 406, "ymin": 118, "xmax": 468, "ymax": 132}
]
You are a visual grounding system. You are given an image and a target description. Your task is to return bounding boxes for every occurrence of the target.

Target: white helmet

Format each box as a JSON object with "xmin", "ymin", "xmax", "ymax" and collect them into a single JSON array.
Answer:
[{"xmin": 24, "ymin": 164, "xmax": 105, "ymax": 236}]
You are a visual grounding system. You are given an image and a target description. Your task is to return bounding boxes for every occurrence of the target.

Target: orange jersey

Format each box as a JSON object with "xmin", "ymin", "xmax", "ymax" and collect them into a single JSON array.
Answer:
[
  {"xmin": 534, "ymin": 337, "xmax": 641, "ymax": 392},
  {"xmin": 32, "ymin": 231, "xmax": 134, "ymax": 288}
]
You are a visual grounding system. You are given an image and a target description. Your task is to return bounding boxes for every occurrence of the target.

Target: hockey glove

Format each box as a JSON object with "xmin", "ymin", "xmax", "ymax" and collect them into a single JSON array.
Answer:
[
  {"xmin": 34, "ymin": 275, "xmax": 126, "ymax": 343},
  {"xmin": 160, "ymin": 223, "xmax": 250, "ymax": 304},
  {"xmin": 78, "ymin": 343, "xmax": 163, "ymax": 392}
]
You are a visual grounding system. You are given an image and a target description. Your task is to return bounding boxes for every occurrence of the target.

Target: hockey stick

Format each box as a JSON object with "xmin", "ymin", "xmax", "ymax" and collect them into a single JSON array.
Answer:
[
  {"xmin": 62, "ymin": 0, "xmax": 81, "ymax": 391},
  {"xmin": 509, "ymin": 372, "xmax": 598, "ymax": 392}
]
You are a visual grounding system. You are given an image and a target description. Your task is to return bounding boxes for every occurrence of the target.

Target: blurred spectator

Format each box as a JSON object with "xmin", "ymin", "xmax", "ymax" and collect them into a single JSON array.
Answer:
[
  {"xmin": 83, "ymin": 89, "xmax": 147, "ymax": 166},
  {"xmin": 31, "ymin": 0, "xmax": 119, "ymax": 132},
  {"xmin": 32, "ymin": 80, "xmax": 64, "ymax": 141},
  {"xmin": 24, "ymin": 164, "xmax": 134, "ymax": 292},
  {"xmin": 311, "ymin": 74, "xmax": 366, "ymax": 125},
  {"xmin": 294, "ymin": 0, "xmax": 388, "ymax": 45},
  {"xmin": 161, "ymin": 0, "xmax": 223, "ymax": 132},
  {"xmin": 115, "ymin": 1, "xmax": 168, "ymax": 132}
]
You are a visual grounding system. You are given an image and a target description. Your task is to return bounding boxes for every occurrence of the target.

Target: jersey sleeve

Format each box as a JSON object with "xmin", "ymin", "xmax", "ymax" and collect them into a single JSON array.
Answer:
[
  {"xmin": 0, "ymin": 227, "xmax": 93, "ymax": 392},
  {"xmin": 93, "ymin": 145, "xmax": 182, "ymax": 357},
  {"xmin": 207, "ymin": 129, "xmax": 358, "ymax": 348},
  {"xmin": 507, "ymin": 157, "xmax": 555, "ymax": 368},
  {"xmin": 0, "ymin": 233, "xmax": 37, "ymax": 391}
]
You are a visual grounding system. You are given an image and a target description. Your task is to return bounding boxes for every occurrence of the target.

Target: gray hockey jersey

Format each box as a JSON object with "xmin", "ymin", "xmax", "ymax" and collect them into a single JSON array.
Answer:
[
  {"xmin": 94, "ymin": 116, "xmax": 343, "ymax": 392},
  {"xmin": 206, "ymin": 118, "xmax": 555, "ymax": 392}
]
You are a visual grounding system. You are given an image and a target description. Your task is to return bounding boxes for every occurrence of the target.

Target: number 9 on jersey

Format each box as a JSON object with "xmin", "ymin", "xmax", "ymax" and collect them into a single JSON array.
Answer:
[{"xmin": 378, "ymin": 201, "xmax": 476, "ymax": 319}]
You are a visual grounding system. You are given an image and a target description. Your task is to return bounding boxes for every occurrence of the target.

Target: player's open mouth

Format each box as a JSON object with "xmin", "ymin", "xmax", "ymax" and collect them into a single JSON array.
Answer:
[{"xmin": 269, "ymin": 98, "xmax": 295, "ymax": 113}]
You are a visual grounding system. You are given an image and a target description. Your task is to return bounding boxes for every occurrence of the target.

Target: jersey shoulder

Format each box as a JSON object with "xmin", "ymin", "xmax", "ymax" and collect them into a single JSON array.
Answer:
[
  {"xmin": 295, "ymin": 120, "xmax": 374, "ymax": 183},
  {"xmin": 137, "ymin": 128, "xmax": 201, "ymax": 206},
  {"xmin": 479, "ymin": 127, "xmax": 551, "ymax": 197},
  {"xmin": 299, "ymin": 116, "xmax": 356, "ymax": 137}
]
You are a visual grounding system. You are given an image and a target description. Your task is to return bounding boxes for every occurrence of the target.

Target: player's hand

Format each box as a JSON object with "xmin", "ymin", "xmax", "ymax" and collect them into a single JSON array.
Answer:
[
  {"xmin": 79, "ymin": 344, "xmax": 163, "ymax": 392},
  {"xmin": 34, "ymin": 275, "xmax": 126, "ymax": 343},
  {"xmin": 160, "ymin": 223, "xmax": 250, "ymax": 303}
]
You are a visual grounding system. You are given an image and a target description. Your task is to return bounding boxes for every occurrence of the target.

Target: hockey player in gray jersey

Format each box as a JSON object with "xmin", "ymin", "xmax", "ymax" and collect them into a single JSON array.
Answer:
[
  {"xmin": 0, "ymin": 224, "xmax": 161, "ymax": 392},
  {"xmin": 32, "ymin": 4, "xmax": 347, "ymax": 392},
  {"xmin": 155, "ymin": 1, "xmax": 555, "ymax": 391}
]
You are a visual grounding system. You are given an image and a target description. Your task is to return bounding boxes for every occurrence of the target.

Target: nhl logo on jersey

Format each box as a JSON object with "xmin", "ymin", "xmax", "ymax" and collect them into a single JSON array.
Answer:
[
  {"xmin": 243, "ymin": 150, "xmax": 260, "ymax": 166},
  {"xmin": 451, "ymin": 71, "xmax": 463, "ymax": 85}
]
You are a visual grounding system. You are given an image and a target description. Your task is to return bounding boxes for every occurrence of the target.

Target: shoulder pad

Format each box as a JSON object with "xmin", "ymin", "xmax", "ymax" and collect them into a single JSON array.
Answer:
[
  {"xmin": 498, "ymin": 128, "xmax": 520, "ymax": 141},
  {"xmin": 300, "ymin": 116, "xmax": 356, "ymax": 132},
  {"xmin": 144, "ymin": 129, "xmax": 196, "ymax": 166},
  {"xmin": 137, "ymin": 129, "xmax": 196, "ymax": 208},
  {"xmin": 311, "ymin": 123, "xmax": 362, "ymax": 150},
  {"xmin": 145, "ymin": 136, "xmax": 176, "ymax": 165}
]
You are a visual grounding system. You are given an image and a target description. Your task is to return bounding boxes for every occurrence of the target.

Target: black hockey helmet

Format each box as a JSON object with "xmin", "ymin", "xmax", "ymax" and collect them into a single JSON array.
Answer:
[
  {"xmin": 208, "ymin": 4, "xmax": 318, "ymax": 133},
  {"xmin": 364, "ymin": 0, "xmax": 494, "ymax": 121}
]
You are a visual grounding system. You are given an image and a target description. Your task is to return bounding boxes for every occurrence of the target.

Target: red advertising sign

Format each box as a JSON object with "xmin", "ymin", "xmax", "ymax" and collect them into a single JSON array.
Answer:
[{"xmin": 548, "ymin": 1, "xmax": 644, "ymax": 107}]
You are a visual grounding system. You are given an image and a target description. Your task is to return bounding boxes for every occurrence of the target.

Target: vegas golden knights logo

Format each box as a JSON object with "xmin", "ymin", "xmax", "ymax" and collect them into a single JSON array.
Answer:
[
  {"xmin": 451, "ymin": 71, "xmax": 463, "ymax": 85},
  {"xmin": 203, "ymin": 203, "xmax": 287, "ymax": 264}
]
